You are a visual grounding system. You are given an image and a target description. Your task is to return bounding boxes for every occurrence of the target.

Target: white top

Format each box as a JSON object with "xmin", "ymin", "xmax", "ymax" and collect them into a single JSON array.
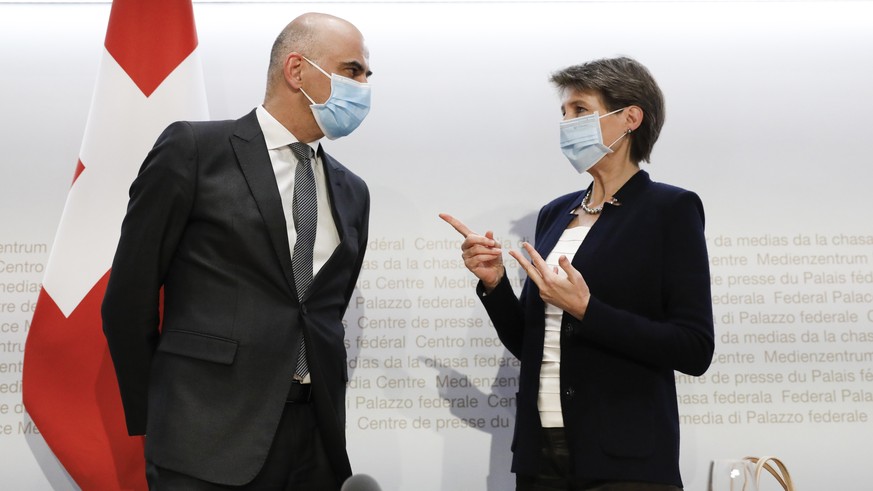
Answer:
[
  {"xmin": 256, "ymin": 105, "xmax": 339, "ymax": 275},
  {"xmin": 539, "ymin": 224, "xmax": 590, "ymax": 428}
]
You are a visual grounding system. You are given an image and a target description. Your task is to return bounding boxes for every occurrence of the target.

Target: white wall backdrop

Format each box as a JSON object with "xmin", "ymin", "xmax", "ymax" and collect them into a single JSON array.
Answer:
[{"xmin": 2, "ymin": 1, "xmax": 872, "ymax": 490}]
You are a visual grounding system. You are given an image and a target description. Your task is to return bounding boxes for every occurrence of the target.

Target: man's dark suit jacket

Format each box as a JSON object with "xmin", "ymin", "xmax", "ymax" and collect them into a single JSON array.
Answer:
[
  {"xmin": 102, "ymin": 109, "xmax": 369, "ymax": 486},
  {"xmin": 479, "ymin": 170, "xmax": 714, "ymax": 487}
]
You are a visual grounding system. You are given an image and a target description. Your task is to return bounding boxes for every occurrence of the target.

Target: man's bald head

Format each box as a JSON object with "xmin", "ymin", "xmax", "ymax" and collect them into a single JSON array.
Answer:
[
  {"xmin": 262, "ymin": 12, "xmax": 369, "ymax": 142},
  {"xmin": 265, "ymin": 13, "xmax": 365, "ymax": 98}
]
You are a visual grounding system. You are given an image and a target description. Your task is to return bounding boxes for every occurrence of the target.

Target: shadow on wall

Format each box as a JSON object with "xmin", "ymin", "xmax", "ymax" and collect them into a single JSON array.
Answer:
[
  {"xmin": 508, "ymin": 211, "xmax": 538, "ymax": 276},
  {"xmin": 422, "ymin": 354, "xmax": 519, "ymax": 491}
]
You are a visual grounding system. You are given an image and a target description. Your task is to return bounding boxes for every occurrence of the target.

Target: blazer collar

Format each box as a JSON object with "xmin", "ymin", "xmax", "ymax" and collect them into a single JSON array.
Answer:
[
  {"xmin": 231, "ymin": 109, "xmax": 297, "ymax": 291},
  {"xmin": 232, "ymin": 111, "xmax": 355, "ymax": 299},
  {"xmin": 565, "ymin": 168, "xmax": 651, "ymax": 212},
  {"xmin": 537, "ymin": 170, "xmax": 652, "ymax": 261},
  {"xmin": 612, "ymin": 168, "xmax": 651, "ymax": 204},
  {"xmin": 313, "ymin": 146, "xmax": 350, "ymax": 284},
  {"xmin": 314, "ymin": 144, "xmax": 344, "ymax": 230}
]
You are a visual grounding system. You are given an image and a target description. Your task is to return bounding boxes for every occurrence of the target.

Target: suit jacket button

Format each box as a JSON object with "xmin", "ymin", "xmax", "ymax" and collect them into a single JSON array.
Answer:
[
  {"xmin": 562, "ymin": 322, "xmax": 572, "ymax": 335},
  {"xmin": 564, "ymin": 387, "xmax": 575, "ymax": 399},
  {"xmin": 301, "ymin": 304, "xmax": 308, "ymax": 314}
]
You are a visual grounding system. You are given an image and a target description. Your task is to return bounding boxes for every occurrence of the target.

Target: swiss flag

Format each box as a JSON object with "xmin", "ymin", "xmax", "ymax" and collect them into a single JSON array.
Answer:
[{"xmin": 22, "ymin": 0, "xmax": 208, "ymax": 489}]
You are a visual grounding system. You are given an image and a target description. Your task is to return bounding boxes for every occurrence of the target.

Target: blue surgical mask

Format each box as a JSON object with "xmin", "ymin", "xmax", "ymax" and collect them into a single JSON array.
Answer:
[
  {"xmin": 300, "ymin": 56, "xmax": 371, "ymax": 140},
  {"xmin": 560, "ymin": 107, "xmax": 628, "ymax": 173}
]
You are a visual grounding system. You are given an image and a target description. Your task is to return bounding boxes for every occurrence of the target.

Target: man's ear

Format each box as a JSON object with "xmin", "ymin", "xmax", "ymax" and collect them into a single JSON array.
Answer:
[{"xmin": 285, "ymin": 52, "xmax": 305, "ymax": 90}]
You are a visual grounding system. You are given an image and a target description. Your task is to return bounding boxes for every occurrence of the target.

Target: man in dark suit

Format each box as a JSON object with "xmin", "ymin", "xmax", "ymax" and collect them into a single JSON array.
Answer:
[{"xmin": 102, "ymin": 12, "xmax": 372, "ymax": 490}]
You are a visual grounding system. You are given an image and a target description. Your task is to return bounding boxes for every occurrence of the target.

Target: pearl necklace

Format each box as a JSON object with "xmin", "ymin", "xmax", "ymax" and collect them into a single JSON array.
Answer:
[
  {"xmin": 579, "ymin": 188, "xmax": 603, "ymax": 215},
  {"xmin": 579, "ymin": 188, "xmax": 618, "ymax": 215}
]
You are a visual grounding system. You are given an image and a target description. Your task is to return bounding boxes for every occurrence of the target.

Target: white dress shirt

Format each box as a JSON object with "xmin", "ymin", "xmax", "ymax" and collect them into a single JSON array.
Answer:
[{"xmin": 255, "ymin": 105, "xmax": 340, "ymax": 276}]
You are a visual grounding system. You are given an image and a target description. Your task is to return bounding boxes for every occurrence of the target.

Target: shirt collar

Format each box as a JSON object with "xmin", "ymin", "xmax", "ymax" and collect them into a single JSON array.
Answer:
[{"xmin": 255, "ymin": 105, "xmax": 320, "ymax": 155}]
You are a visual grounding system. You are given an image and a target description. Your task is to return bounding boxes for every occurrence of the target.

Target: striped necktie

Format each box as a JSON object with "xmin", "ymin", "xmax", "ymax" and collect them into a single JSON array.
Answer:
[{"xmin": 289, "ymin": 142, "xmax": 316, "ymax": 379}]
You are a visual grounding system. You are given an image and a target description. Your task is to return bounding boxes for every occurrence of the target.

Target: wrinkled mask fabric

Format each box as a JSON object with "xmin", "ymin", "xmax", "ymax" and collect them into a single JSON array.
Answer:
[
  {"xmin": 560, "ymin": 108, "xmax": 626, "ymax": 173},
  {"xmin": 300, "ymin": 56, "xmax": 371, "ymax": 140}
]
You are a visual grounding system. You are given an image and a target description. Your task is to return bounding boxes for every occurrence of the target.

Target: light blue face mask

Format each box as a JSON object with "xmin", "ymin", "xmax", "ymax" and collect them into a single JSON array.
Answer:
[
  {"xmin": 559, "ymin": 107, "xmax": 628, "ymax": 173},
  {"xmin": 300, "ymin": 56, "xmax": 371, "ymax": 140}
]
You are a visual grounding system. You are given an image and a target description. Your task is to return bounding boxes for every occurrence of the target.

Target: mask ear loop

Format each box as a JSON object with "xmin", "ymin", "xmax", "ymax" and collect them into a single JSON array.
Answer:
[
  {"xmin": 299, "ymin": 55, "xmax": 333, "ymax": 105},
  {"xmin": 300, "ymin": 87, "xmax": 317, "ymax": 105},
  {"xmin": 602, "ymin": 107, "xmax": 632, "ymax": 148},
  {"xmin": 606, "ymin": 128, "xmax": 632, "ymax": 149},
  {"xmin": 600, "ymin": 107, "xmax": 626, "ymax": 118},
  {"xmin": 301, "ymin": 55, "xmax": 332, "ymax": 78}
]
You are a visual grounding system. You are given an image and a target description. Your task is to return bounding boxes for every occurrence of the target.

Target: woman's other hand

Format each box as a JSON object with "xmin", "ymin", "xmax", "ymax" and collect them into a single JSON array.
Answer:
[{"xmin": 510, "ymin": 242, "xmax": 590, "ymax": 320}]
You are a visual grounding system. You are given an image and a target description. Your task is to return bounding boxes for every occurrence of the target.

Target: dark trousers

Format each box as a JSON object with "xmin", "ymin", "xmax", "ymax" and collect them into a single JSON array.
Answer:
[
  {"xmin": 146, "ymin": 401, "xmax": 337, "ymax": 491},
  {"xmin": 516, "ymin": 427, "xmax": 683, "ymax": 491}
]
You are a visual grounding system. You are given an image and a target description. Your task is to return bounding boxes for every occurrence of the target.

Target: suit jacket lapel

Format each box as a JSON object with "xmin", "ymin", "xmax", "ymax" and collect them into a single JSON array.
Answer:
[
  {"xmin": 231, "ymin": 110, "xmax": 296, "ymax": 291},
  {"xmin": 313, "ymin": 146, "xmax": 349, "ymax": 286},
  {"xmin": 567, "ymin": 171, "xmax": 650, "ymax": 270},
  {"xmin": 536, "ymin": 189, "xmax": 586, "ymax": 260}
]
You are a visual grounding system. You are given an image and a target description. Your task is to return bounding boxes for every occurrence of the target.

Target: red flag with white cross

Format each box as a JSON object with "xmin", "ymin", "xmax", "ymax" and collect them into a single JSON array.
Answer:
[{"xmin": 23, "ymin": 0, "xmax": 208, "ymax": 488}]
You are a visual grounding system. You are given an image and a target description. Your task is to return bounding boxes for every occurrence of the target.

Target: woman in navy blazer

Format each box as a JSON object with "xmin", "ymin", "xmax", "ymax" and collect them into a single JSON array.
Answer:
[{"xmin": 442, "ymin": 57, "xmax": 713, "ymax": 490}]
